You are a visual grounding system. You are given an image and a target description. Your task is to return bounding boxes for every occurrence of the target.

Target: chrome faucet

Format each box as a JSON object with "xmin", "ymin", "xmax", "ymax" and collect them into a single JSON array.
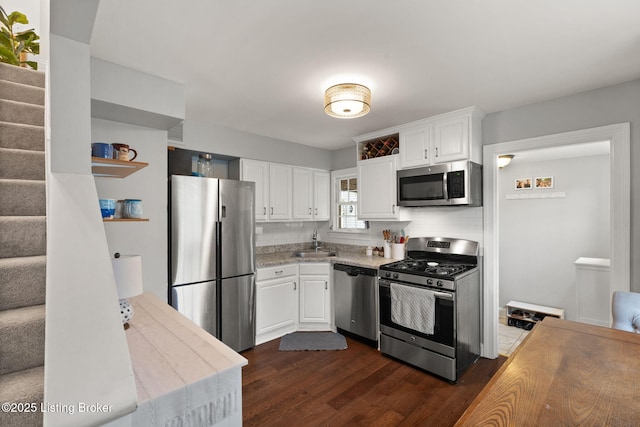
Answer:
[{"xmin": 312, "ymin": 228, "xmax": 321, "ymax": 250}]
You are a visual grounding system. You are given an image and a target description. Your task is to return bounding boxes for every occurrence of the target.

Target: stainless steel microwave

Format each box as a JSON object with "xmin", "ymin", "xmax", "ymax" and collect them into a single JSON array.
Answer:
[{"xmin": 397, "ymin": 160, "xmax": 482, "ymax": 207}]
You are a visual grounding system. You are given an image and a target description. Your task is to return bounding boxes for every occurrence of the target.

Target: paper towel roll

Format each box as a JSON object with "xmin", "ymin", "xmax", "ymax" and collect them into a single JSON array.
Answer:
[{"xmin": 112, "ymin": 255, "xmax": 143, "ymax": 299}]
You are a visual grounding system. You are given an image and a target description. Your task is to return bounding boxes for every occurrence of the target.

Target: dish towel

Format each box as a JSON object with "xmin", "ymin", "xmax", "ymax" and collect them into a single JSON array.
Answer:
[{"xmin": 390, "ymin": 283, "xmax": 436, "ymax": 335}]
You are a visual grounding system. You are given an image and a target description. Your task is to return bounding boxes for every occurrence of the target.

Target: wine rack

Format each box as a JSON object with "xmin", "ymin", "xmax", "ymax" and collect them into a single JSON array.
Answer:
[{"xmin": 359, "ymin": 133, "xmax": 399, "ymax": 160}]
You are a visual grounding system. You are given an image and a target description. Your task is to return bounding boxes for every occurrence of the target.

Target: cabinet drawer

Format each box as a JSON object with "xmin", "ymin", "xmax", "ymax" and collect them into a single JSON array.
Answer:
[
  {"xmin": 257, "ymin": 264, "xmax": 297, "ymax": 281},
  {"xmin": 299, "ymin": 263, "xmax": 330, "ymax": 275}
]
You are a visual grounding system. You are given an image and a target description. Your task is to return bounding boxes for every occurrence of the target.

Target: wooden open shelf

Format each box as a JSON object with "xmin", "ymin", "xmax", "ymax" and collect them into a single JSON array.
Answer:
[
  {"xmin": 103, "ymin": 218, "xmax": 149, "ymax": 222},
  {"xmin": 91, "ymin": 157, "xmax": 148, "ymax": 178}
]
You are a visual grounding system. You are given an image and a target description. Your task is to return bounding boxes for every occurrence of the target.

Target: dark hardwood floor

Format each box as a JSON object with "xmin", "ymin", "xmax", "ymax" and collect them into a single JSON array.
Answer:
[{"xmin": 242, "ymin": 335, "xmax": 506, "ymax": 426}]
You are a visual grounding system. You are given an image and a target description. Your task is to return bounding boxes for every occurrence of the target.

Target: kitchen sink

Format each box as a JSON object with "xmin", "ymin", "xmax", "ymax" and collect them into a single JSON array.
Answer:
[{"xmin": 292, "ymin": 249, "xmax": 338, "ymax": 258}]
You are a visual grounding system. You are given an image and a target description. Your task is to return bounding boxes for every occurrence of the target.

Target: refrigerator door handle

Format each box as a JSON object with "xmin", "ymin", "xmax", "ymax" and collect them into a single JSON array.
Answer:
[{"xmin": 221, "ymin": 205, "xmax": 227, "ymax": 218}]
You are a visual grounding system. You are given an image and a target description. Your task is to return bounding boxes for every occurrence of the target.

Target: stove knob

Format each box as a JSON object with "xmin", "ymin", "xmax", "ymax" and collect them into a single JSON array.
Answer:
[
  {"xmin": 393, "ymin": 273, "xmax": 399, "ymax": 279},
  {"xmin": 385, "ymin": 272, "xmax": 391, "ymax": 278},
  {"xmin": 427, "ymin": 279, "xmax": 433, "ymax": 285},
  {"xmin": 437, "ymin": 280, "xmax": 444, "ymax": 287}
]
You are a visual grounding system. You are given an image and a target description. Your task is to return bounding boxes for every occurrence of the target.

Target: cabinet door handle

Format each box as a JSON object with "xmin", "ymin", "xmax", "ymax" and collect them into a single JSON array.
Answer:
[
  {"xmin": 435, "ymin": 147, "xmax": 439, "ymax": 157},
  {"xmin": 424, "ymin": 149, "xmax": 428, "ymax": 159},
  {"xmin": 275, "ymin": 270, "xmax": 283, "ymax": 276},
  {"xmin": 271, "ymin": 207, "xmax": 274, "ymax": 215},
  {"xmin": 392, "ymin": 204, "xmax": 396, "ymax": 214},
  {"xmin": 263, "ymin": 207, "xmax": 266, "ymax": 215},
  {"xmin": 309, "ymin": 207, "xmax": 312, "ymax": 215},
  {"xmin": 315, "ymin": 208, "xmax": 318, "ymax": 215},
  {"xmin": 325, "ymin": 281, "xmax": 328, "ymax": 290},
  {"xmin": 293, "ymin": 281, "xmax": 297, "ymax": 291}
]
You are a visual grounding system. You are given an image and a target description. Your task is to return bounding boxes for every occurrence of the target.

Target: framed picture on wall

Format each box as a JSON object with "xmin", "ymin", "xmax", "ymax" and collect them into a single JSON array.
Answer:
[
  {"xmin": 515, "ymin": 178, "xmax": 532, "ymax": 190},
  {"xmin": 535, "ymin": 176, "xmax": 554, "ymax": 189}
]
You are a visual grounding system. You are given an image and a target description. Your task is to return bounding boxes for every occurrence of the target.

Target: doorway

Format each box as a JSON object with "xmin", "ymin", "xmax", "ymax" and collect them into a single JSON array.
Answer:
[{"xmin": 482, "ymin": 123, "xmax": 630, "ymax": 358}]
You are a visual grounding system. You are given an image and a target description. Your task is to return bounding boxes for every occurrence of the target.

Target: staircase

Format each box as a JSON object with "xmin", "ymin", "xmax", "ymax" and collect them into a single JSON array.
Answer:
[{"xmin": 0, "ymin": 62, "xmax": 46, "ymax": 426}]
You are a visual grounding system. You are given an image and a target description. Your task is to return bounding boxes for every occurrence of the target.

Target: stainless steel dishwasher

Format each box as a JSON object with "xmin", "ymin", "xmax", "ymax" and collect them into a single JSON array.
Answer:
[{"xmin": 333, "ymin": 263, "xmax": 378, "ymax": 344}]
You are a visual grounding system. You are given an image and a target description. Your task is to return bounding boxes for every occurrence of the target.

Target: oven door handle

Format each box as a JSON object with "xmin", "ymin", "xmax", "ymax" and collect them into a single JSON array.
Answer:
[
  {"xmin": 381, "ymin": 281, "xmax": 454, "ymax": 301},
  {"xmin": 432, "ymin": 291, "xmax": 454, "ymax": 301}
]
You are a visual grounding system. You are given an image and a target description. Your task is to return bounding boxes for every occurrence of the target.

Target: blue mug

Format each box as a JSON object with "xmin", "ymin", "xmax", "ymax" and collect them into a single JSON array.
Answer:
[
  {"xmin": 99, "ymin": 199, "xmax": 116, "ymax": 218},
  {"xmin": 92, "ymin": 142, "xmax": 114, "ymax": 159}
]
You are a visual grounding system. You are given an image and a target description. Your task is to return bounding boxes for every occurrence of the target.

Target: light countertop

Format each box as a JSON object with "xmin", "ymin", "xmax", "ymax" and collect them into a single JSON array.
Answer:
[
  {"xmin": 256, "ymin": 250, "xmax": 396, "ymax": 270},
  {"xmin": 115, "ymin": 292, "xmax": 245, "ymax": 426}
]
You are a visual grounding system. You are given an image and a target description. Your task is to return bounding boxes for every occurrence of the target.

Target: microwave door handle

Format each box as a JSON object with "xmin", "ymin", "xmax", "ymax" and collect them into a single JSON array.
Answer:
[{"xmin": 443, "ymin": 172, "xmax": 449, "ymax": 200}]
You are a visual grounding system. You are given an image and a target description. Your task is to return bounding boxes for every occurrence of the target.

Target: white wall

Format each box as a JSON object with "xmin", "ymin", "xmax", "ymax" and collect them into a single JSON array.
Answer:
[
  {"xmin": 331, "ymin": 146, "xmax": 355, "ymax": 170},
  {"xmin": 183, "ymin": 118, "xmax": 332, "ymax": 170},
  {"xmin": 321, "ymin": 208, "xmax": 483, "ymax": 250},
  {"xmin": 49, "ymin": 34, "xmax": 91, "ymax": 174},
  {"xmin": 93, "ymin": 118, "xmax": 169, "ymax": 302},
  {"xmin": 3, "ymin": 1, "xmax": 40, "ymax": 33},
  {"xmin": 498, "ymin": 154, "xmax": 610, "ymax": 320},
  {"xmin": 484, "ymin": 79, "xmax": 640, "ymax": 292}
]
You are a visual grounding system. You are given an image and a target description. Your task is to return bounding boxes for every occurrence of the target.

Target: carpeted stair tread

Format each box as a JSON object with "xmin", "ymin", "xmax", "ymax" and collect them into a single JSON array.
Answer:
[
  {"xmin": 0, "ymin": 304, "xmax": 45, "ymax": 376},
  {"xmin": 0, "ymin": 179, "xmax": 45, "ymax": 216},
  {"xmin": 0, "ymin": 216, "xmax": 46, "ymax": 258},
  {"xmin": 0, "ymin": 99, "xmax": 44, "ymax": 127},
  {"xmin": 0, "ymin": 256, "xmax": 46, "ymax": 311},
  {"xmin": 0, "ymin": 121, "xmax": 45, "ymax": 151},
  {"xmin": 0, "ymin": 62, "xmax": 45, "ymax": 88},
  {"xmin": 0, "ymin": 366, "xmax": 44, "ymax": 426},
  {"xmin": 0, "ymin": 80, "xmax": 45, "ymax": 106},
  {"xmin": 0, "ymin": 148, "xmax": 45, "ymax": 180}
]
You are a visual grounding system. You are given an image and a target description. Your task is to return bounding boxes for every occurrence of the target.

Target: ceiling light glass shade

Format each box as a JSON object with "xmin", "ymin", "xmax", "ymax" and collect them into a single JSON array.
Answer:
[
  {"xmin": 324, "ymin": 83, "xmax": 371, "ymax": 119},
  {"xmin": 497, "ymin": 154, "xmax": 514, "ymax": 168}
]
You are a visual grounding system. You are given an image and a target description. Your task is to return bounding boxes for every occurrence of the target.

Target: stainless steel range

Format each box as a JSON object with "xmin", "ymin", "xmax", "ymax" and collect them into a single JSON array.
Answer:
[{"xmin": 378, "ymin": 237, "xmax": 481, "ymax": 382}]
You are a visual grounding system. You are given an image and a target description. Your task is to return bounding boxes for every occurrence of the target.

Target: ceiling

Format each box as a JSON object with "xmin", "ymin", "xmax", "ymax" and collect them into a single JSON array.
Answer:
[{"xmin": 90, "ymin": 0, "xmax": 640, "ymax": 151}]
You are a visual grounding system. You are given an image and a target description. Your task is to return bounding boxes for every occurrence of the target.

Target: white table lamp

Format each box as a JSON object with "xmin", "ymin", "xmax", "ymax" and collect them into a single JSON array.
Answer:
[{"xmin": 112, "ymin": 253, "xmax": 144, "ymax": 329}]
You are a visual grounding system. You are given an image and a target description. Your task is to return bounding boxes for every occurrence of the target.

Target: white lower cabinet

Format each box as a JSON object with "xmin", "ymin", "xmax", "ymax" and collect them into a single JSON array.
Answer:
[
  {"xmin": 255, "ymin": 264, "xmax": 298, "ymax": 345},
  {"xmin": 256, "ymin": 263, "xmax": 332, "ymax": 344},
  {"xmin": 298, "ymin": 263, "xmax": 331, "ymax": 328}
]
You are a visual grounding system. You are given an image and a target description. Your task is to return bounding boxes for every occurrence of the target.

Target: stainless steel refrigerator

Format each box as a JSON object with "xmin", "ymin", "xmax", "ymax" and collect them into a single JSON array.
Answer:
[{"xmin": 169, "ymin": 175, "xmax": 256, "ymax": 352}]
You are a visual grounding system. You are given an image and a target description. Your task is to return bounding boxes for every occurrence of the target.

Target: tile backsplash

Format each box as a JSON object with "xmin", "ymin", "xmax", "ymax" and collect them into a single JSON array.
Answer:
[{"xmin": 256, "ymin": 206, "xmax": 483, "ymax": 253}]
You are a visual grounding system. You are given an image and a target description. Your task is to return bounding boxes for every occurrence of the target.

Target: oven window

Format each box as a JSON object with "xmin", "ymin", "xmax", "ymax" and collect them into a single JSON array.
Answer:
[
  {"xmin": 380, "ymin": 284, "xmax": 454, "ymax": 348},
  {"xmin": 399, "ymin": 174, "xmax": 445, "ymax": 201}
]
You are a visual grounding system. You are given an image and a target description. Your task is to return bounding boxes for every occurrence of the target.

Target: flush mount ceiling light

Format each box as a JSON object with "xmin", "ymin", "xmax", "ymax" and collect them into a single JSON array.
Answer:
[
  {"xmin": 497, "ymin": 154, "xmax": 515, "ymax": 168},
  {"xmin": 324, "ymin": 83, "xmax": 371, "ymax": 119}
]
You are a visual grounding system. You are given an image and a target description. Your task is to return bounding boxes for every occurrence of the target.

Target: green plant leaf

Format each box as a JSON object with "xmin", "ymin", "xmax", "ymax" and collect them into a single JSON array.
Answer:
[
  {"xmin": 0, "ymin": 8, "xmax": 40, "ymax": 67},
  {"xmin": 0, "ymin": 44, "xmax": 19, "ymax": 65},
  {"xmin": 0, "ymin": 32, "xmax": 12, "ymax": 48},
  {"xmin": 23, "ymin": 60, "xmax": 37, "ymax": 70},
  {"xmin": 7, "ymin": 11, "xmax": 28, "ymax": 26},
  {"xmin": 0, "ymin": 6, "xmax": 9, "ymax": 28},
  {"xmin": 16, "ymin": 29, "xmax": 39, "ymax": 40}
]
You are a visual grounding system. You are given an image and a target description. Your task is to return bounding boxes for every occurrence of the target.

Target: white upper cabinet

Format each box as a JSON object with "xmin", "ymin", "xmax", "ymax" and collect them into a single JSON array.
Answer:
[
  {"xmin": 396, "ymin": 106, "xmax": 484, "ymax": 169},
  {"xmin": 241, "ymin": 159, "xmax": 269, "ymax": 221},
  {"xmin": 292, "ymin": 168, "xmax": 330, "ymax": 221},
  {"xmin": 268, "ymin": 163, "xmax": 292, "ymax": 220},
  {"xmin": 432, "ymin": 113, "xmax": 471, "ymax": 163},
  {"xmin": 240, "ymin": 159, "xmax": 291, "ymax": 221},
  {"xmin": 292, "ymin": 167, "xmax": 313, "ymax": 220},
  {"xmin": 240, "ymin": 160, "xmax": 328, "ymax": 222},
  {"xmin": 312, "ymin": 170, "xmax": 330, "ymax": 220},
  {"xmin": 399, "ymin": 124, "xmax": 433, "ymax": 169},
  {"xmin": 357, "ymin": 155, "xmax": 399, "ymax": 220}
]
